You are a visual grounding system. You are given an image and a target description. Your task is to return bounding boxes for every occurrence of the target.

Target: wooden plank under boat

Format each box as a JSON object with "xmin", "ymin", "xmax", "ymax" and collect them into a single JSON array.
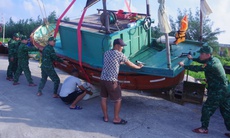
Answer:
[{"xmin": 224, "ymin": 66, "xmax": 230, "ymax": 74}]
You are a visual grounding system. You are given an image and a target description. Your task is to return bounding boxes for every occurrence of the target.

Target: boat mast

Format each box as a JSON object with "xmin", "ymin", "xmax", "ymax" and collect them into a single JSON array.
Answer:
[
  {"xmin": 102, "ymin": 0, "xmax": 110, "ymax": 33},
  {"xmin": 199, "ymin": 0, "xmax": 212, "ymax": 43},
  {"xmin": 146, "ymin": 0, "xmax": 152, "ymax": 51},
  {"xmin": 0, "ymin": 13, "xmax": 5, "ymax": 43},
  {"xmin": 146, "ymin": 0, "xmax": 150, "ymax": 16},
  {"xmin": 199, "ymin": 1, "xmax": 203, "ymax": 43},
  {"xmin": 158, "ymin": 0, "xmax": 172, "ymax": 69}
]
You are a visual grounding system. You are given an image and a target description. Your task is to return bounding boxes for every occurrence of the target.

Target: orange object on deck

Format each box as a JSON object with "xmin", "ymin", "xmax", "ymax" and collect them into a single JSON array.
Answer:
[{"xmin": 174, "ymin": 15, "xmax": 188, "ymax": 45}]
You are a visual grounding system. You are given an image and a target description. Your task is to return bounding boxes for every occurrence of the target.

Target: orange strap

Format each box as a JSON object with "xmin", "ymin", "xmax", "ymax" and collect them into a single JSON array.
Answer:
[
  {"xmin": 124, "ymin": 0, "xmax": 132, "ymax": 13},
  {"xmin": 54, "ymin": 0, "xmax": 76, "ymax": 38},
  {"xmin": 77, "ymin": 8, "xmax": 91, "ymax": 83}
]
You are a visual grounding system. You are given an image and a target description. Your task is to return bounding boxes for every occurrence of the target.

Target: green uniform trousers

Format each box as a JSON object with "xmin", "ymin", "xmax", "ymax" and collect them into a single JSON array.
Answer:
[
  {"xmin": 7, "ymin": 58, "xmax": 18, "ymax": 78},
  {"xmin": 38, "ymin": 67, "xmax": 60, "ymax": 94},
  {"xmin": 201, "ymin": 87, "xmax": 230, "ymax": 130},
  {"xmin": 14, "ymin": 61, "xmax": 33, "ymax": 84}
]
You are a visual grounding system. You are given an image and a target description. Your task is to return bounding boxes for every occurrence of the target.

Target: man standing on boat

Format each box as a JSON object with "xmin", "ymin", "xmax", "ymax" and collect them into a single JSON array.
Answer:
[
  {"xmin": 6, "ymin": 33, "xmax": 20, "ymax": 81},
  {"xmin": 37, "ymin": 36, "xmax": 69, "ymax": 98},
  {"xmin": 179, "ymin": 46, "xmax": 230, "ymax": 137},
  {"xmin": 100, "ymin": 38, "xmax": 143, "ymax": 124},
  {"xmin": 13, "ymin": 36, "xmax": 38, "ymax": 86}
]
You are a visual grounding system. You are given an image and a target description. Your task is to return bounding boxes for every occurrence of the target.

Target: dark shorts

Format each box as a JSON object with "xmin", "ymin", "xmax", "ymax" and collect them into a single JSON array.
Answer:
[
  {"xmin": 100, "ymin": 80, "xmax": 121, "ymax": 101},
  {"xmin": 60, "ymin": 91, "xmax": 83, "ymax": 104}
]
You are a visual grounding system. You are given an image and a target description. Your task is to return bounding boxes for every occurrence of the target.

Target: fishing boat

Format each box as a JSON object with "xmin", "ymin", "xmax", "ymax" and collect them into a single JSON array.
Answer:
[{"xmin": 30, "ymin": 0, "xmax": 201, "ymax": 91}]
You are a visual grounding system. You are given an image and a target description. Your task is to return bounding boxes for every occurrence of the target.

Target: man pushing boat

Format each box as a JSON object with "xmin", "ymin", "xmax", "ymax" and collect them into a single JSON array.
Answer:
[
  {"xmin": 100, "ymin": 38, "xmax": 143, "ymax": 124},
  {"xmin": 179, "ymin": 45, "xmax": 230, "ymax": 137},
  {"xmin": 37, "ymin": 37, "xmax": 69, "ymax": 98}
]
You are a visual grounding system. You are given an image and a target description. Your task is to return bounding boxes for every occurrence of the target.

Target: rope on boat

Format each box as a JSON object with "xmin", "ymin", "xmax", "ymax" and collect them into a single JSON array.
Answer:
[
  {"xmin": 37, "ymin": 0, "xmax": 45, "ymax": 20},
  {"xmin": 124, "ymin": 0, "xmax": 132, "ymax": 13},
  {"xmin": 41, "ymin": 0, "xmax": 48, "ymax": 20},
  {"xmin": 36, "ymin": 0, "xmax": 49, "ymax": 25},
  {"xmin": 75, "ymin": 0, "xmax": 102, "ymax": 83},
  {"xmin": 54, "ymin": 0, "xmax": 76, "ymax": 38},
  {"xmin": 77, "ymin": 8, "xmax": 91, "ymax": 83}
]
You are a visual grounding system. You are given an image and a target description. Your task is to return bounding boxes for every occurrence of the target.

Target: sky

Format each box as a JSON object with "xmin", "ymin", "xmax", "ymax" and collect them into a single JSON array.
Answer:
[{"xmin": 0, "ymin": 0, "xmax": 230, "ymax": 44}]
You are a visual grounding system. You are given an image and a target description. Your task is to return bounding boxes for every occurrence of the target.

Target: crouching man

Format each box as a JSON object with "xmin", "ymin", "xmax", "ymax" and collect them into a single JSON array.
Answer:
[{"xmin": 59, "ymin": 69, "xmax": 93, "ymax": 110}]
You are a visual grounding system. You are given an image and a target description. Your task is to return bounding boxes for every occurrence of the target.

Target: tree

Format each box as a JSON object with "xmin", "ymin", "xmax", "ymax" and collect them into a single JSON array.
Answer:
[
  {"xmin": 47, "ymin": 11, "xmax": 57, "ymax": 24},
  {"xmin": 223, "ymin": 48, "xmax": 229, "ymax": 57},
  {"xmin": 63, "ymin": 17, "xmax": 70, "ymax": 22},
  {"xmin": 166, "ymin": 8, "xmax": 224, "ymax": 54},
  {"xmin": 151, "ymin": 25, "xmax": 162, "ymax": 38},
  {"xmin": 151, "ymin": 8, "xmax": 223, "ymax": 54},
  {"xmin": 3, "ymin": 13, "xmax": 57, "ymax": 40}
]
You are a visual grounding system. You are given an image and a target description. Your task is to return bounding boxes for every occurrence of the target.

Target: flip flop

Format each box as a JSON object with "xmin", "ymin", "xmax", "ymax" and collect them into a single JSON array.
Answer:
[
  {"xmin": 37, "ymin": 92, "xmax": 42, "ymax": 96},
  {"xmin": 13, "ymin": 82, "xmax": 20, "ymax": 85},
  {"xmin": 113, "ymin": 119, "xmax": 127, "ymax": 125},
  {"xmin": 103, "ymin": 116, "xmax": 108, "ymax": 122},
  {"xmin": 192, "ymin": 127, "xmax": 208, "ymax": 134},
  {"xmin": 53, "ymin": 94, "xmax": 60, "ymax": 98},
  {"xmin": 29, "ymin": 83, "xmax": 37, "ymax": 87},
  {"xmin": 225, "ymin": 133, "xmax": 230, "ymax": 137},
  {"xmin": 69, "ymin": 106, "xmax": 83, "ymax": 110},
  {"xmin": 6, "ymin": 77, "xmax": 13, "ymax": 81}
]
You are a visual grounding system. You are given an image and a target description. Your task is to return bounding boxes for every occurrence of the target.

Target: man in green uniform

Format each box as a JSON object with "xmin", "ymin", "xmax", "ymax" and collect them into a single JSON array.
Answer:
[
  {"xmin": 6, "ymin": 33, "xmax": 20, "ymax": 81},
  {"xmin": 37, "ymin": 37, "xmax": 68, "ymax": 98},
  {"xmin": 13, "ymin": 36, "xmax": 37, "ymax": 86},
  {"xmin": 179, "ymin": 46, "xmax": 230, "ymax": 137}
]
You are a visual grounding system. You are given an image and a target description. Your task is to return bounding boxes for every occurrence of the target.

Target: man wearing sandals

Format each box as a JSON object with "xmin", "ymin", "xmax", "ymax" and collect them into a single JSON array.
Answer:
[
  {"xmin": 37, "ymin": 37, "xmax": 69, "ymax": 98},
  {"xmin": 59, "ymin": 69, "xmax": 93, "ymax": 110},
  {"xmin": 179, "ymin": 45, "xmax": 230, "ymax": 137},
  {"xmin": 100, "ymin": 39, "xmax": 143, "ymax": 124}
]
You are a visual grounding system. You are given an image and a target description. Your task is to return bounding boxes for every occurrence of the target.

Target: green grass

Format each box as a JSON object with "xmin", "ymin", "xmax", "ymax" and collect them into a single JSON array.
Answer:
[
  {"xmin": 0, "ymin": 38, "xmax": 10, "ymax": 43},
  {"xmin": 186, "ymin": 56, "xmax": 230, "ymax": 81}
]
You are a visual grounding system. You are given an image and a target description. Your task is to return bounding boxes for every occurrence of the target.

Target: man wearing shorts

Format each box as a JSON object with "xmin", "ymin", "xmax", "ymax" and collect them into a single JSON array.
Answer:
[
  {"xmin": 59, "ymin": 69, "xmax": 93, "ymax": 110},
  {"xmin": 100, "ymin": 38, "xmax": 143, "ymax": 124}
]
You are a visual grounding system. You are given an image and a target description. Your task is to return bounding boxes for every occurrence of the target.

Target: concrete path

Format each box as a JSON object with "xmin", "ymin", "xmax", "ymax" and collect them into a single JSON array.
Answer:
[{"xmin": 0, "ymin": 55, "xmax": 228, "ymax": 138}]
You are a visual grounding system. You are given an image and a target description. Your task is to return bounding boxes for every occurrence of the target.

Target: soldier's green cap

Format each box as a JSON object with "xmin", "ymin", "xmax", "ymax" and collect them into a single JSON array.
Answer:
[
  {"xmin": 198, "ymin": 46, "xmax": 213, "ymax": 54},
  {"xmin": 21, "ymin": 36, "xmax": 28, "ymax": 40},
  {"xmin": 48, "ymin": 37, "xmax": 56, "ymax": 42},
  {"xmin": 20, "ymin": 34, "xmax": 24, "ymax": 38},
  {"xmin": 13, "ymin": 33, "xmax": 20, "ymax": 38}
]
